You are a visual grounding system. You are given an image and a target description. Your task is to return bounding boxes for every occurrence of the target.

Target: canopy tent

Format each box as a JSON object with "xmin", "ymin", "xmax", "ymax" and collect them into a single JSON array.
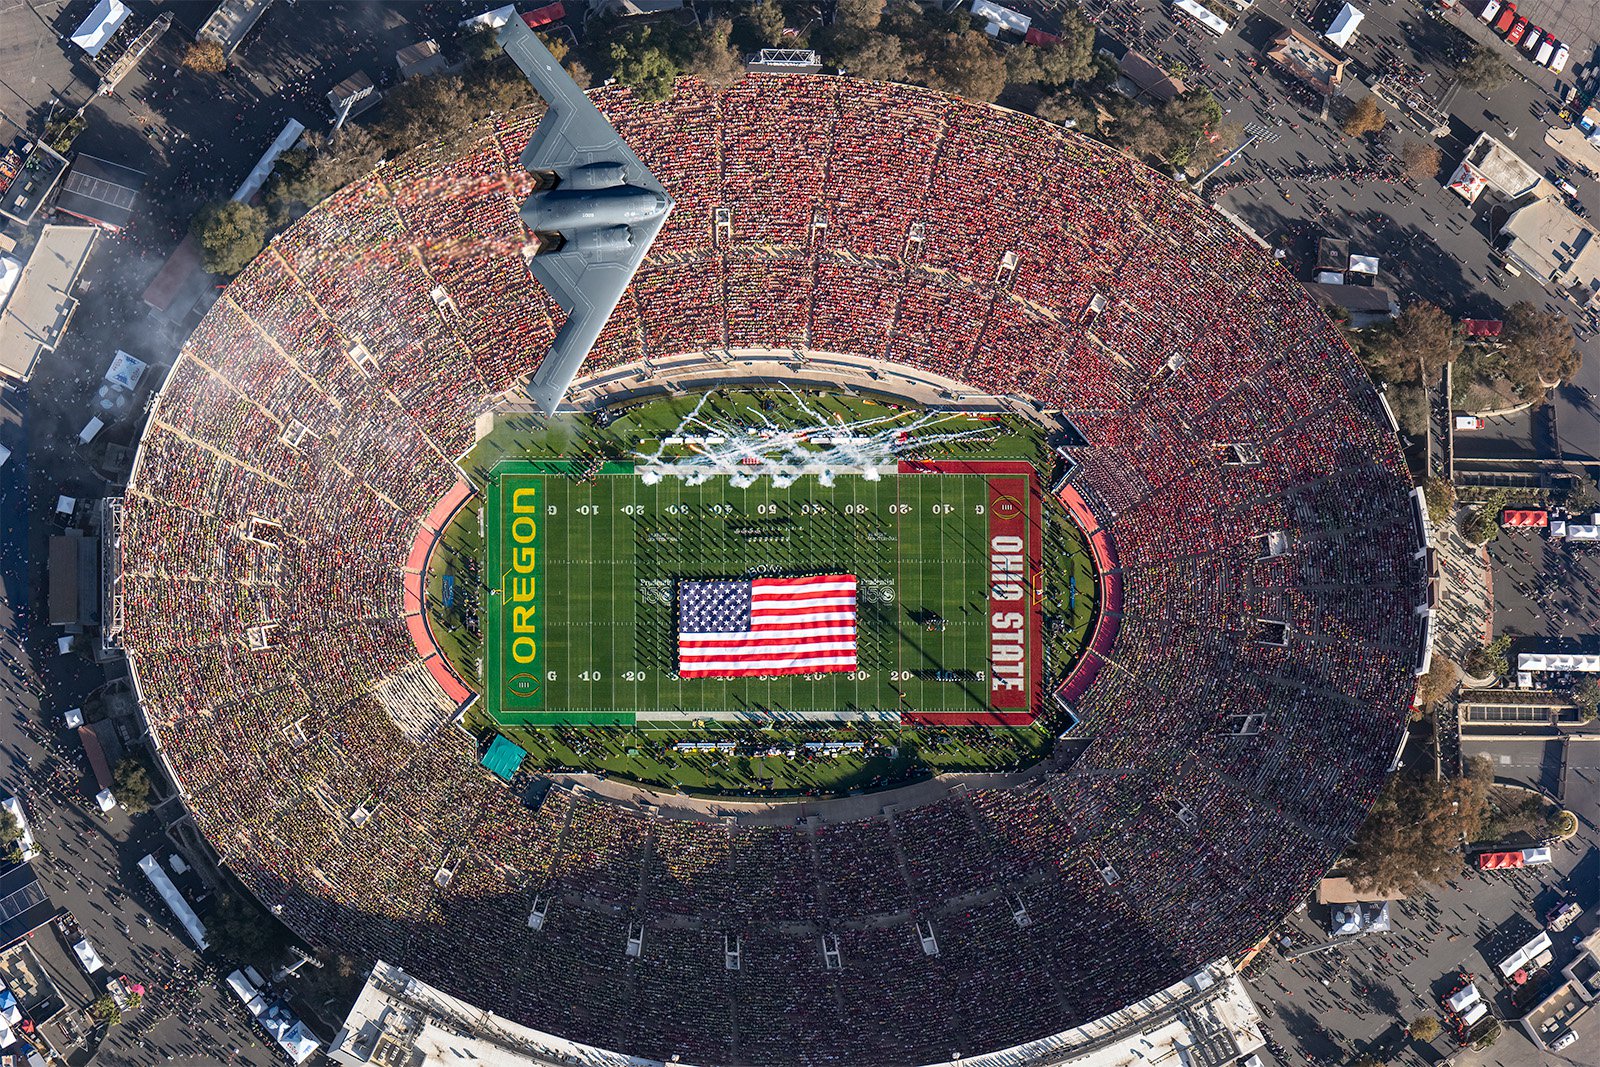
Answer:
[
  {"xmin": 0, "ymin": 989, "xmax": 22, "ymax": 1026},
  {"xmin": 1447, "ymin": 984, "xmax": 1481, "ymax": 1013},
  {"xmin": 1502, "ymin": 509, "xmax": 1549, "ymax": 527},
  {"xmin": 70, "ymin": 0, "xmax": 130, "ymax": 56},
  {"xmin": 93, "ymin": 789, "xmax": 115, "ymax": 813},
  {"xmin": 1498, "ymin": 930, "xmax": 1553, "ymax": 978},
  {"xmin": 1325, "ymin": 3, "xmax": 1364, "ymax": 47},
  {"xmin": 1518, "ymin": 652, "xmax": 1600, "ymax": 673},
  {"xmin": 73, "ymin": 939, "xmax": 104, "ymax": 973},
  {"xmin": 1348, "ymin": 254, "xmax": 1379, "ymax": 275},
  {"xmin": 0, "ymin": 256, "xmax": 20, "ymax": 313},
  {"xmin": 480, "ymin": 735, "xmax": 528, "ymax": 781},
  {"xmin": 103, "ymin": 350, "xmax": 147, "ymax": 392},
  {"xmin": 138, "ymin": 854, "xmax": 209, "ymax": 949},
  {"xmin": 1463, "ymin": 318, "xmax": 1503, "ymax": 337}
]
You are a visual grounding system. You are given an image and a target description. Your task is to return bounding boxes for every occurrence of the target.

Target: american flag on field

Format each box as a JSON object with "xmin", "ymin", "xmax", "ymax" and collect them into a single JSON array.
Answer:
[{"xmin": 677, "ymin": 575, "xmax": 857, "ymax": 678}]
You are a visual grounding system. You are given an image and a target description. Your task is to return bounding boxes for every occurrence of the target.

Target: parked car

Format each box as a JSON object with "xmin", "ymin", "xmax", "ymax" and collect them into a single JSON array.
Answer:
[
  {"xmin": 1479, "ymin": 0, "xmax": 1501, "ymax": 22},
  {"xmin": 1549, "ymin": 44, "xmax": 1570, "ymax": 73},
  {"xmin": 1506, "ymin": 16, "xmax": 1528, "ymax": 44},
  {"xmin": 1521, "ymin": 26, "xmax": 1543, "ymax": 52}
]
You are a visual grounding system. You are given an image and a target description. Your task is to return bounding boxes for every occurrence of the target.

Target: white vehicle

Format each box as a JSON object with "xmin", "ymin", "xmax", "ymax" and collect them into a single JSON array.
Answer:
[
  {"xmin": 1550, "ymin": 1031, "xmax": 1577, "ymax": 1051},
  {"xmin": 1558, "ymin": 177, "xmax": 1579, "ymax": 197},
  {"xmin": 1535, "ymin": 40, "xmax": 1555, "ymax": 66},
  {"xmin": 1478, "ymin": 0, "xmax": 1500, "ymax": 22},
  {"xmin": 1549, "ymin": 44, "xmax": 1569, "ymax": 73},
  {"xmin": 1521, "ymin": 27, "xmax": 1542, "ymax": 53}
]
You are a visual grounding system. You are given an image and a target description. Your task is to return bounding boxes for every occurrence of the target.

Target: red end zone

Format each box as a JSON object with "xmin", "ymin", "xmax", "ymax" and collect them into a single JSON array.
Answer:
[{"xmin": 898, "ymin": 460, "xmax": 1042, "ymax": 726}]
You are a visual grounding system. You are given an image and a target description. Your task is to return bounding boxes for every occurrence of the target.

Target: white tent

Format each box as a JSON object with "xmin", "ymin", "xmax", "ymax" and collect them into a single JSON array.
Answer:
[
  {"xmin": 70, "ymin": 0, "xmax": 130, "ymax": 57},
  {"xmin": 79, "ymin": 417, "xmax": 103, "ymax": 444},
  {"xmin": 94, "ymin": 789, "xmax": 116, "ymax": 813},
  {"xmin": 1325, "ymin": 3, "xmax": 1364, "ymax": 47},
  {"xmin": 0, "ymin": 256, "xmax": 21, "ymax": 312},
  {"xmin": 972, "ymin": 0, "xmax": 1031, "ymax": 35},
  {"xmin": 138, "ymin": 854, "xmax": 209, "ymax": 949},
  {"xmin": 2, "ymin": 798, "xmax": 38, "ymax": 861},
  {"xmin": 1348, "ymin": 254, "xmax": 1379, "ymax": 275},
  {"xmin": 64, "ymin": 707, "xmax": 83, "ymax": 728},
  {"xmin": 1518, "ymin": 652, "xmax": 1600, "ymax": 673},
  {"xmin": 1447, "ymin": 984, "xmax": 1481, "ymax": 1012},
  {"xmin": 103, "ymin": 350, "xmax": 148, "ymax": 392},
  {"xmin": 73, "ymin": 938, "xmax": 104, "ymax": 973},
  {"xmin": 459, "ymin": 3, "xmax": 515, "ymax": 29},
  {"xmin": 55, "ymin": 495, "xmax": 75, "ymax": 517}
]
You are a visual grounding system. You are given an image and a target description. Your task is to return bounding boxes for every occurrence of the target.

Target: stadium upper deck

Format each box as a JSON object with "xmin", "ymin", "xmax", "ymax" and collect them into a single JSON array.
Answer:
[{"xmin": 117, "ymin": 75, "xmax": 1426, "ymax": 1066}]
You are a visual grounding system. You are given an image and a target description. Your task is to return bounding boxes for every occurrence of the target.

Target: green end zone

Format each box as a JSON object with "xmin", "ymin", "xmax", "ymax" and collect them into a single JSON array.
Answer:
[{"xmin": 483, "ymin": 459, "xmax": 1026, "ymax": 727}]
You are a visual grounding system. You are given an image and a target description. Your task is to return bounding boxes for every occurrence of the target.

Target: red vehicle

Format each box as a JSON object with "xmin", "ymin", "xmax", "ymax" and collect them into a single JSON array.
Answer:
[
  {"xmin": 1506, "ymin": 16, "xmax": 1529, "ymax": 44},
  {"xmin": 1493, "ymin": 4, "xmax": 1517, "ymax": 33}
]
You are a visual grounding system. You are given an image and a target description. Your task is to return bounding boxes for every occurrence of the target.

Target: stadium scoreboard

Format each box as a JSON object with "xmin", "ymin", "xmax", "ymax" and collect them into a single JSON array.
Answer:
[{"xmin": 482, "ymin": 459, "xmax": 1044, "ymax": 727}]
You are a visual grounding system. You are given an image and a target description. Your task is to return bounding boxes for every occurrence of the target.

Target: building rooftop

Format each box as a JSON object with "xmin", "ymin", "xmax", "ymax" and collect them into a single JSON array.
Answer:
[
  {"xmin": 1462, "ymin": 132, "xmax": 1549, "ymax": 201},
  {"xmin": 56, "ymin": 153, "xmax": 145, "ymax": 230},
  {"xmin": 1500, "ymin": 197, "xmax": 1600, "ymax": 300},
  {"xmin": 0, "ymin": 224, "xmax": 97, "ymax": 382},
  {"xmin": 1266, "ymin": 29, "xmax": 1345, "ymax": 94}
]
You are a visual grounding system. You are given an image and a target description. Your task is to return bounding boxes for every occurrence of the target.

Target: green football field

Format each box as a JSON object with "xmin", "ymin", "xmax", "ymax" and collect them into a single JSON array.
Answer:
[{"xmin": 483, "ymin": 460, "xmax": 1003, "ymax": 726}]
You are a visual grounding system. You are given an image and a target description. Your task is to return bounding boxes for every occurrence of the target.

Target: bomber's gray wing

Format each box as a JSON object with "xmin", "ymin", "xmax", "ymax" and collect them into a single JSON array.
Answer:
[
  {"xmin": 523, "ymin": 210, "xmax": 668, "ymax": 414},
  {"xmin": 497, "ymin": 17, "xmax": 666, "ymax": 197}
]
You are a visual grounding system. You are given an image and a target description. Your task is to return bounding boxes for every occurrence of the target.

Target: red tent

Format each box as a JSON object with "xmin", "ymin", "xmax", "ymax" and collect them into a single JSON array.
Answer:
[
  {"xmin": 523, "ymin": 2, "xmax": 565, "ymax": 28},
  {"xmin": 1025, "ymin": 27, "xmax": 1060, "ymax": 45},
  {"xmin": 1501, "ymin": 509, "xmax": 1549, "ymax": 528},
  {"xmin": 1463, "ymin": 318, "xmax": 1504, "ymax": 338},
  {"xmin": 1478, "ymin": 851, "xmax": 1524, "ymax": 869}
]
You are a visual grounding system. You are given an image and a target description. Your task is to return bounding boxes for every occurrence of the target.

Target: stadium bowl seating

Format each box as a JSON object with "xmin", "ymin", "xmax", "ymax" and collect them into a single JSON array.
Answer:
[{"xmin": 119, "ymin": 75, "xmax": 1425, "ymax": 1066}]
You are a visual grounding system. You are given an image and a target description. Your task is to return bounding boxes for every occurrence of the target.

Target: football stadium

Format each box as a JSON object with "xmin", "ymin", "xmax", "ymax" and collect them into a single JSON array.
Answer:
[{"xmin": 116, "ymin": 74, "xmax": 1429, "ymax": 1066}]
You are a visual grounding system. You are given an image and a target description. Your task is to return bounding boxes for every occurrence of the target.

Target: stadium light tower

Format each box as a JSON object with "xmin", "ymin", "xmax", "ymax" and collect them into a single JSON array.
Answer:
[
  {"xmin": 498, "ymin": 17, "xmax": 675, "ymax": 415},
  {"xmin": 1189, "ymin": 122, "xmax": 1281, "ymax": 193}
]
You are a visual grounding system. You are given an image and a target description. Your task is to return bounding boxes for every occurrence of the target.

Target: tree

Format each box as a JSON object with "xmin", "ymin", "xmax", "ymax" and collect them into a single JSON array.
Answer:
[
  {"xmin": 89, "ymin": 996, "xmax": 121, "ymax": 1027},
  {"xmin": 1464, "ymin": 488, "xmax": 1510, "ymax": 545},
  {"xmin": 1386, "ymin": 302, "xmax": 1464, "ymax": 381},
  {"xmin": 112, "ymin": 758, "xmax": 155, "ymax": 814},
  {"xmin": 1465, "ymin": 633, "xmax": 1512, "ymax": 678},
  {"xmin": 842, "ymin": 34, "xmax": 912, "ymax": 82},
  {"xmin": 1344, "ymin": 757, "xmax": 1494, "ymax": 893},
  {"xmin": 834, "ymin": 0, "xmax": 885, "ymax": 32},
  {"xmin": 0, "ymin": 808, "xmax": 22, "ymax": 864},
  {"xmin": 1036, "ymin": 91, "xmax": 1098, "ymax": 130},
  {"xmin": 1424, "ymin": 477, "xmax": 1456, "ymax": 526},
  {"xmin": 927, "ymin": 31, "xmax": 1008, "ymax": 103},
  {"xmin": 191, "ymin": 200, "xmax": 266, "ymax": 276},
  {"xmin": 1410, "ymin": 1014, "xmax": 1442, "ymax": 1042},
  {"xmin": 1455, "ymin": 46, "xmax": 1511, "ymax": 91},
  {"xmin": 1573, "ymin": 676, "xmax": 1600, "ymax": 722},
  {"xmin": 1502, "ymin": 301, "xmax": 1581, "ymax": 398},
  {"xmin": 1400, "ymin": 139, "xmax": 1442, "ymax": 182},
  {"xmin": 1417, "ymin": 654, "xmax": 1458, "ymax": 706},
  {"xmin": 182, "ymin": 40, "xmax": 226, "ymax": 74},
  {"xmin": 1341, "ymin": 96, "xmax": 1387, "ymax": 137},
  {"xmin": 742, "ymin": 0, "xmax": 789, "ymax": 47},
  {"xmin": 610, "ymin": 42, "xmax": 679, "ymax": 101},
  {"xmin": 375, "ymin": 73, "xmax": 473, "ymax": 152},
  {"xmin": 684, "ymin": 18, "xmax": 745, "ymax": 88}
]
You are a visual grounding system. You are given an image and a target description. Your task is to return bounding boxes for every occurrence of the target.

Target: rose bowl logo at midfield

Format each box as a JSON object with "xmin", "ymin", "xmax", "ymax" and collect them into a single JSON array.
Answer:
[
  {"xmin": 992, "ymin": 495, "xmax": 1023, "ymax": 520},
  {"xmin": 507, "ymin": 672, "xmax": 541, "ymax": 699}
]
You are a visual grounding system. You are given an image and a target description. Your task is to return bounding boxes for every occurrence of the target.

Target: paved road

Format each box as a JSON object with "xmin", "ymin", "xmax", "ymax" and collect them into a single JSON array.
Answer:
[{"xmin": 0, "ymin": 243, "xmax": 281, "ymax": 1062}]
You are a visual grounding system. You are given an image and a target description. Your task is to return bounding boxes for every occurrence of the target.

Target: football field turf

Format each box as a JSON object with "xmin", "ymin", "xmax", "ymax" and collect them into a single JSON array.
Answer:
[{"xmin": 484, "ymin": 461, "xmax": 1013, "ymax": 726}]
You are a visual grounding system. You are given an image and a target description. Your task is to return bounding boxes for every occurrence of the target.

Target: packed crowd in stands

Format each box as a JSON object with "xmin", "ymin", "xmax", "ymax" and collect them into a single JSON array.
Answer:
[{"xmin": 118, "ymin": 76, "xmax": 1426, "ymax": 1066}]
